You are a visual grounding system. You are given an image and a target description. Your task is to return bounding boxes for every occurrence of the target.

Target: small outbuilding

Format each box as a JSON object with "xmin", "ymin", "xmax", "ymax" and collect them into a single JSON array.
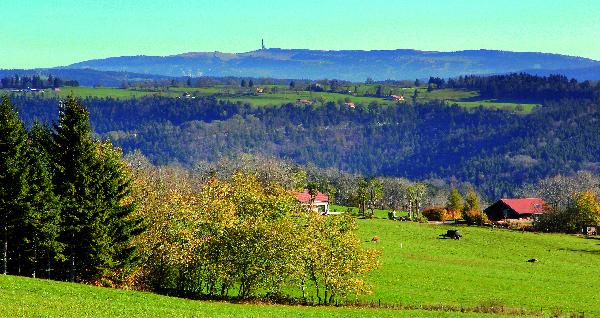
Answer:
[
  {"xmin": 484, "ymin": 198, "xmax": 545, "ymax": 222},
  {"xmin": 293, "ymin": 189, "xmax": 329, "ymax": 214}
]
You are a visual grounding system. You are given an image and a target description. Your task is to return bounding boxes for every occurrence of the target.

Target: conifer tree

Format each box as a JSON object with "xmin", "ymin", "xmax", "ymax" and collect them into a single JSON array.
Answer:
[
  {"xmin": 446, "ymin": 187, "xmax": 464, "ymax": 221},
  {"xmin": 20, "ymin": 122, "xmax": 63, "ymax": 278},
  {"xmin": 0, "ymin": 96, "xmax": 29, "ymax": 275},
  {"xmin": 52, "ymin": 97, "xmax": 139, "ymax": 282},
  {"xmin": 463, "ymin": 186, "xmax": 481, "ymax": 212}
]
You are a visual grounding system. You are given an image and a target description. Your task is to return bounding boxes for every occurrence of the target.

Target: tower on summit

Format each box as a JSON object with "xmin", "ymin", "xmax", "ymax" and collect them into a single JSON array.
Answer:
[{"xmin": 261, "ymin": 38, "xmax": 266, "ymax": 50}]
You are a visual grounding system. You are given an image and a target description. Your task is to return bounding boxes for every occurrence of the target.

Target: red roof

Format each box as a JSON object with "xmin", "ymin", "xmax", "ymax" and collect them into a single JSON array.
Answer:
[
  {"xmin": 293, "ymin": 190, "xmax": 329, "ymax": 203},
  {"xmin": 501, "ymin": 198, "xmax": 545, "ymax": 214}
]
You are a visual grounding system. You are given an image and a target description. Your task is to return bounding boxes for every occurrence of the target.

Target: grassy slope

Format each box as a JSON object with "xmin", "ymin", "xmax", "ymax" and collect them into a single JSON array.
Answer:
[
  {"xmin": 1, "ymin": 220, "xmax": 598, "ymax": 317},
  {"xmin": 356, "ymin": 220, "xmax": 600, "ymax": 316},
  {"xmin": 0, "ymin": 275, "xmax": 515, "ymax": 318}
]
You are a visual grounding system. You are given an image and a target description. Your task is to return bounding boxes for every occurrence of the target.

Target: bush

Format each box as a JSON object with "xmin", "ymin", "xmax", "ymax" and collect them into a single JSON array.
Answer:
[
  {"xmin": 505, "ymin": 220, "xmax": 534, "ymax": 231},
  {"xmin": 413, "ymin": 214, "xmax": 429, "ymax": 223},
  {"xmin": 463, "ymin": 210, "xmax": 489, "ymax": 225},
  {"xmin": 446, "ymin": 209, "xmax": 463, "ymax": 221},
  {"xmin": 422, "ymin": 207, "xmax": 449, "ymax": 221}
]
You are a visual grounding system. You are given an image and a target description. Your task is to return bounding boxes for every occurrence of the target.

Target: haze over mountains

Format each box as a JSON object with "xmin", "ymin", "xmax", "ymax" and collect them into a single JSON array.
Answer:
[{"xmin": 65, "ymin": 48, "xmax": 600, "ymax": 82}]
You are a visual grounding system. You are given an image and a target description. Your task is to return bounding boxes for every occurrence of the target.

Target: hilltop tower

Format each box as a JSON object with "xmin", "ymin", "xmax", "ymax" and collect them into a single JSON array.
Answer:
[{"xmin": 261, "ymin": 38, "xmax": 266, "ymax": 50}]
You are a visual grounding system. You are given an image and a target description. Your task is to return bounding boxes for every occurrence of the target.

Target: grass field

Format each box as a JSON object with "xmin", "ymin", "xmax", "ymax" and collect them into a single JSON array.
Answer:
[
  {"xmin": 356, "ymin": 220, "xmax": 600, "ymax": 317},
  {"xmin": 3, "ymin": 86, "xmax": 540, "ymax": 112},
  {"xmin": 0, "ymin": 275, "xmax": 522, "ymax": 318},
  {"xmin": 2, "ymin": 219, "xmax": 598, "ymax": 317}
]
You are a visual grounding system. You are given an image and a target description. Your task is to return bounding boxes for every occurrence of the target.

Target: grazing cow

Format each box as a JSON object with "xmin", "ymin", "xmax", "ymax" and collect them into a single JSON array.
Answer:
[{"xmin": 440, "ymin": 229, "xmax": 462, "ymax": 240}]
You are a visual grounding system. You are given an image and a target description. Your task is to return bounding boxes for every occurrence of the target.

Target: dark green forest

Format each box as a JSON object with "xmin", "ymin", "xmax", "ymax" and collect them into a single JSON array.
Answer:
[{"xmin": 9, "ymin": 74, "xmax": 600, "ymax": 198}]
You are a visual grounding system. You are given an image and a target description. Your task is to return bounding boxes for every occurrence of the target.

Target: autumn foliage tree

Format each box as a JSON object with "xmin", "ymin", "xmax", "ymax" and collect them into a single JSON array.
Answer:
[
  {"xmin": 537, "ymin": 191, "xmax": 600, "ymax": 233},
  {"xmin": 131, "ymin": 163, "xmax": 379, "ymax": 302},
  {"xmin": 446, "ymin": 187, "xmax": 463, "ymax": 221}
]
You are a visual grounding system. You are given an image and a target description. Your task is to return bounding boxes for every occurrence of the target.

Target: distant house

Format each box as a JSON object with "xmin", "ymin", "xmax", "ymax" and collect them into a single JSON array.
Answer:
[
  {"xmin": 255, "ymin": 87, "xmax": 265, "ymax": 93},
  {"xmin": 387, "ymin": 95, "xmax": 405, "ymax": 101},
  {"xmin": 484, "ymin": 198, "xmax": 545, "ymax": 221},
  {"xmin": 344, "ymin": 102, "xmax": 356, "ymax": 108},
  {"xmin": 296, "ymin": 99, "xmax": 312, "ymax": 105},
  {"xmin": 293, "ymin": 189, "xmax": 329, "ymax": 213}
]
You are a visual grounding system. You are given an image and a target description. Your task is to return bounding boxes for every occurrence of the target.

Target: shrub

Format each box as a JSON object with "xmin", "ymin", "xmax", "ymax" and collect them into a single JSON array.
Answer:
[
  {"xmin": 505, "ymin": 220, "xmax": 535, "ymax": 231},
  {"xmin": 413, "ymin": 214, "xmax": 429, "ymax": 223},
  {"xmin": 463, "ymin": 210, "xmax": 489, "ymax": 225},
  {"xmin": 446, "ymin": 209, "xmax": 463, "ymax": 221},
  {"xmin": 536, "ymin": 191, "xmax": 600, "ymax": 233},
  {"xmin": 422, "ymin": 207, "xmax": 449, "ymax": 221}
]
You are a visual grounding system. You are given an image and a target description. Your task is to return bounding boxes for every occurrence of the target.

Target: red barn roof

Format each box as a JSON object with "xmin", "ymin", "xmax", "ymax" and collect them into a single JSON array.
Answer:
[
  {"xmin": 293, "ymin": 190, "xmax": 329, "ymax": 203},
  {"xmin": 500, "ymin": 198, "xmax": 545, "ymax": 214}
]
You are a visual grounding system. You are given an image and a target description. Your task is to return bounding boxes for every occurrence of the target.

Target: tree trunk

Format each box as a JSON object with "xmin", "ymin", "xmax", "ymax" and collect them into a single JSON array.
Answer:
[
  {"xmin": 312, "ymin": 275, "xmax": 321, "ymax": 304},
  {"xmin": 32, "ymin": 247, "xmax": 37, "ymax": 278},
  {"xmin": 3, "ymin": 217, "xmax": 7, "ymax": 275}
]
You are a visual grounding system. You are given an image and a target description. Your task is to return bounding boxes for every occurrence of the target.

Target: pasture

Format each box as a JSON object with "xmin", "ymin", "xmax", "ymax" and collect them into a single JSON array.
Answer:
[
  {"xmin": 1, "ymin": 218, "xmax": 598, "ymax": 317},
  {"xmin": 3, "ymin": 86, "xmax": 540, "ymax": 112},
  {"xmin": 356, "ymin": 220, "xmax": 600, "ymax": 317},
  {"xmin": 0, "ymin": 275, "xmax": 522, "ymax": 318}
]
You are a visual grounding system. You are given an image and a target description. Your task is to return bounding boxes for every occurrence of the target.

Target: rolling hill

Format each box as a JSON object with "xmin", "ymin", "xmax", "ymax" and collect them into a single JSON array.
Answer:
[{"xmin": 66, "ymin": 48, "xmax": 600, "ymax": 81}]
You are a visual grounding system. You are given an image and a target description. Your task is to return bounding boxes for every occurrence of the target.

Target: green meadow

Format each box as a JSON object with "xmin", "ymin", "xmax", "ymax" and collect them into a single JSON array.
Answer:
[
  {"xmin": 356, "ymin": 220, "xmax": 600, "ymax": 317},
  {"xmin": 0, "ymin": 274, "xmax": 525, "ymax": 318},
  {"xmin": 2, "ymin": 218, "xmax": 598, "ymax": 317},
  {"xmin": 4, "ymin": 85, "xmax": 539, "ymax": 112}
]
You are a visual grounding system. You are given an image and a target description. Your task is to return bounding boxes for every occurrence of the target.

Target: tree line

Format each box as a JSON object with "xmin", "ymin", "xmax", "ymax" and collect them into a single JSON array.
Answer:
[
  {"xmin": 10, "ymin": 92, "xmax": 600, "ymax": 199},
  {"xmin": 1, "ymin": 74, "xmax": 79, "ymax": 89},
  {"xmin": 0, "ymin": 96, "xmax": 138, "ymax": 281},
  {"xmin": 445, "ymin": 73, "xmax": 600, "ymax": 100}
]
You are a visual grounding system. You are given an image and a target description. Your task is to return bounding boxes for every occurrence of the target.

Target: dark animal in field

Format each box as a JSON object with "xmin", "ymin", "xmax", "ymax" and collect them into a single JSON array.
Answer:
[
  {"xmin": 527, "ymin": 258, "xmax": 538, "ymax": 263},
  {"xmin": 439, "ymin": 229, "xmax": 462, "ymax": 240}
]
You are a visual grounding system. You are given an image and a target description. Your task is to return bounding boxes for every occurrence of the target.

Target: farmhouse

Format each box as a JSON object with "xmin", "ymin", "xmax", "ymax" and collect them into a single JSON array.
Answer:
[
  {"xmin": 293, "ymin": 189, "xmax": 329, "ymax": 214},
  {"xmin": 255, "ymin": 87, "xmax": 265, "ymax": 93},
  {"xmin": 484, "ymin": 198, "xmax": 545, "ymax": 221},
  {"xmin": 296, "ymin": 99, "xmax": 312, "ymax": 105},
  {"xmin": 387, "ymin": 95, "xmax": 405, "ymax": 101}
]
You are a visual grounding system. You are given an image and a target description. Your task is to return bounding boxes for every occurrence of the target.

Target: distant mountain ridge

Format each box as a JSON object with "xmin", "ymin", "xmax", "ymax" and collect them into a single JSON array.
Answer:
[{"xmin": 66, "ymin": 48, "xmax": 600, "ymax": 81}]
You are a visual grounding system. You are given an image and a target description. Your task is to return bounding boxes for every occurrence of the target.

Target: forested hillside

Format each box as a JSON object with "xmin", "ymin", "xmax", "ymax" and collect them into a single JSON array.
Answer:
[{"xmin": 12, "ymin": 92, "xmax": 600, "ymax": 198}]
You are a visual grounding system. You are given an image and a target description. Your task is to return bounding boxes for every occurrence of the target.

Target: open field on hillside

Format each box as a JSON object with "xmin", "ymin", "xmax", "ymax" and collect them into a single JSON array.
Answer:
[
  {"xmin": 0, "ymin": 275, "xmax": 523, "ymax": 318},
  {"xmin": 2, "ymin": 86, "xmax": 540, "ymax": 112},
  {"xmin": 356, "ymin": 220, "xmax": 600, "ymax": 317},
  {"xmin": 1, "ymin": 219, "xmax": 598, "ymax": 317}
]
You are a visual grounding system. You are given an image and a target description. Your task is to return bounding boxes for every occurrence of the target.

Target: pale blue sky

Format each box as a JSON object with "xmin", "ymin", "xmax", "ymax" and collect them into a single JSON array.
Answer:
[{"xmin": 1, "ymin": 0, "xmax": 600, "ymax": 68}]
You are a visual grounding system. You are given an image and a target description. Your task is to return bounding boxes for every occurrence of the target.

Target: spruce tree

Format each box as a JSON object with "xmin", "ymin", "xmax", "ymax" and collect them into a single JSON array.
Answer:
[
  {"xmin": 0, "ymin": 96, "xmax": 29, "ymax": 275},
  {"xmin": 52, "ymin": 97, "xmax": 139, "ymax": 281},
  {"xmin": 20, "ymin": 122, "xmax": 63, "ymax": 278}
]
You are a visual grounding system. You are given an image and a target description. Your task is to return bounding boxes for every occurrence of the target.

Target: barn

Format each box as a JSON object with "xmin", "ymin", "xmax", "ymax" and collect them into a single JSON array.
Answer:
[{"xmin": 484, "ymin": 198, "xmax": 545, "ymax": 221}]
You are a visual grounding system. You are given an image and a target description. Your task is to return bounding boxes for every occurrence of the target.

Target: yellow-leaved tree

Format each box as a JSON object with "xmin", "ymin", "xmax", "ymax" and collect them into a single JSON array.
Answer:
[{"xmin": 131, "ymin": 162, "xmax": 380, "ymax": 302}]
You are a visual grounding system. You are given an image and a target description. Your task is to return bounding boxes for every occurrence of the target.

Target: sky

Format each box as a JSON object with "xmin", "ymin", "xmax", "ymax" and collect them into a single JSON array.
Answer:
[{"xmin": 1, "ymin": 0, "xmax": 600, "ymax": 69}]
